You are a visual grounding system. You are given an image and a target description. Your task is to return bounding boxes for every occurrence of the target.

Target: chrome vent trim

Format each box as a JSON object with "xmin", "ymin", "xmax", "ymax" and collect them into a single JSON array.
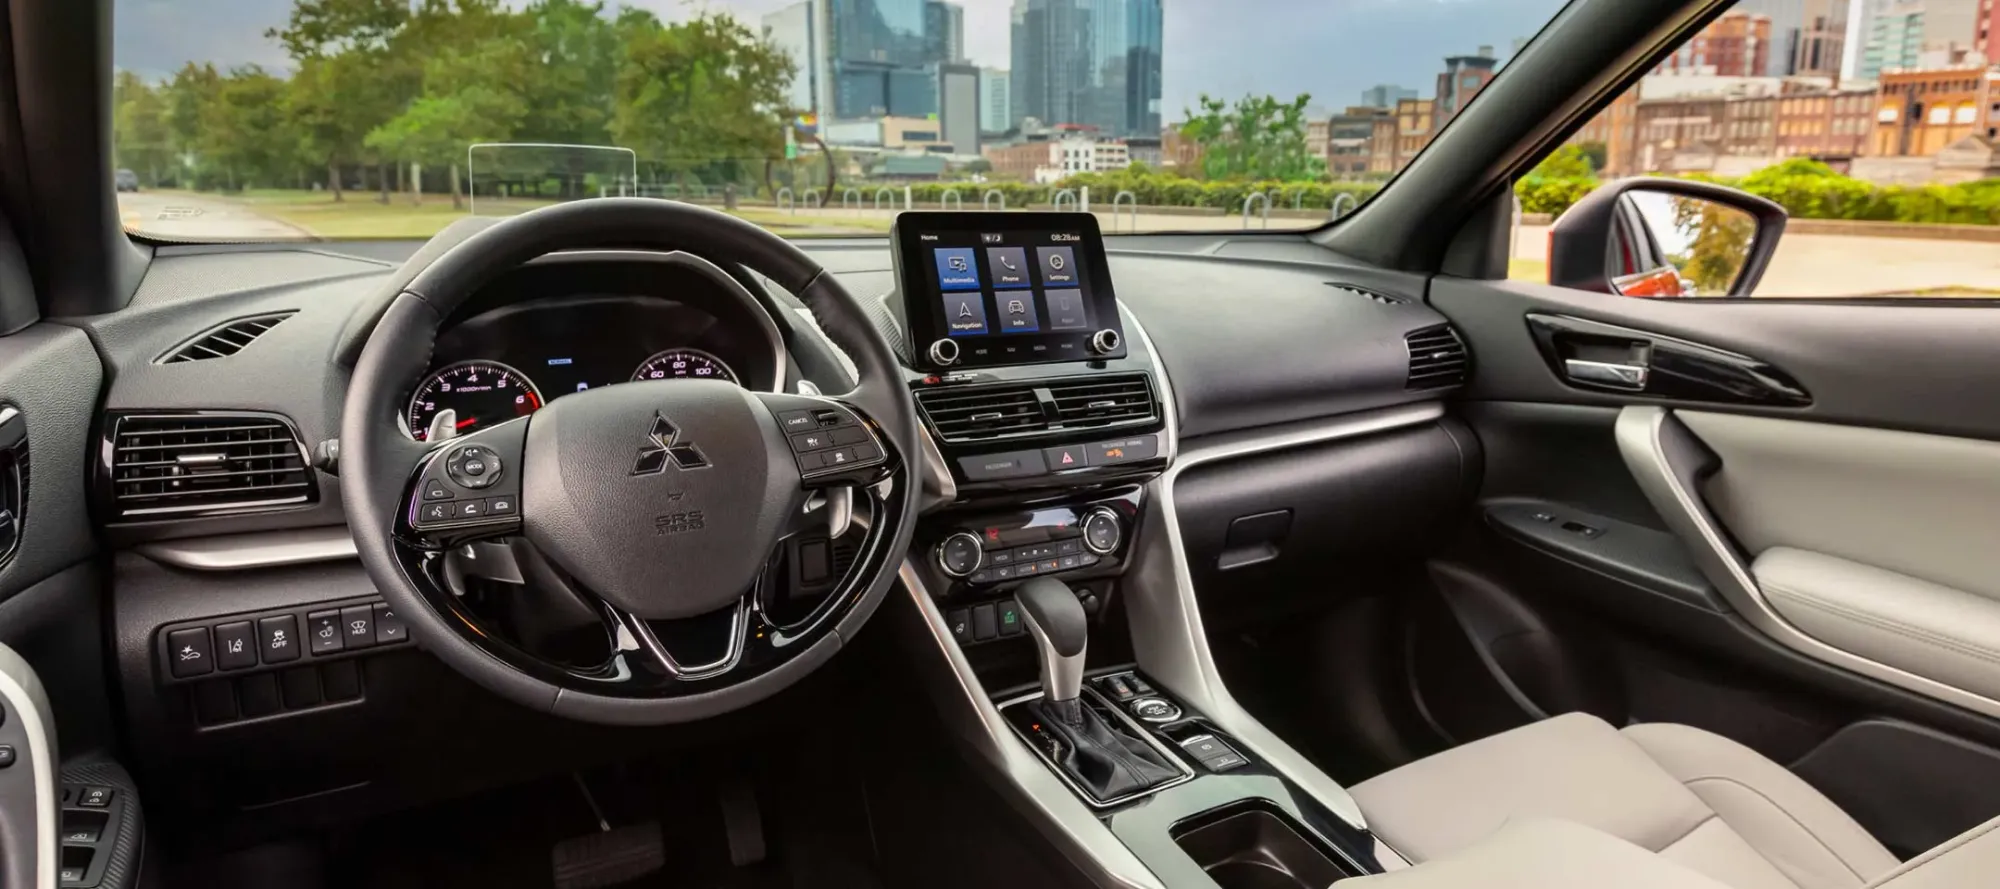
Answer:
[
  {"xmin": 915, "ymin": 373, "xmax": 1158, "ymax": 444},
  {"xmin": 106, "ymin": 413, "xmax": 317, "ymax": 520}
]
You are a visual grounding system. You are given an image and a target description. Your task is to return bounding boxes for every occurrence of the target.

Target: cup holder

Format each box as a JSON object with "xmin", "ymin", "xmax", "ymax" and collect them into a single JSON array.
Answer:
[{"xmin": 1171, "ymin": 800, "xmax": 1358, "ymax": 889}]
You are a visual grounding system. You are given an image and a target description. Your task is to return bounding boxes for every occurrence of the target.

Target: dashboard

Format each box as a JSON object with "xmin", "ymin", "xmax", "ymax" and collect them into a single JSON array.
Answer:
[{"xmin": 402, "ymin": 254, "xmax": 785, "ymax": 441}]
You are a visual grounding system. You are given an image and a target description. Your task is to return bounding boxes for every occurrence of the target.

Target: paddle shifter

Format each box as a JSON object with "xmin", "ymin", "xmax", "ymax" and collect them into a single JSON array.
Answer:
[{"xmin": 1015, "ymin": 578, "xmax": 1180, "ymax": 802}]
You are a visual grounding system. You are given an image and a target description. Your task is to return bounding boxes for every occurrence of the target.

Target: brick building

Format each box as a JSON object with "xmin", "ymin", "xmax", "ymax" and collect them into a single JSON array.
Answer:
[
  {"xmin": 1723, "ymin": 93, "xmax": 1778, "ymax": 158},
  {"xmin": 1633, "ymin": 93, "xmax": 1729, "ymax": 172},
  {"xmin": 1326, "ymin": 107, "xmax": 1389, "ymax": 178},
  {"xmin": 1656, "ymin": 11, "xmax": 1773, "ymax": 77},
  {"xmin": 1871, "ymin": 66, "xmax": 2000, "ymax": 157},
  {"xmin": 1572, "ymin": 89, "xmax": 1641, "ymax": 175},
  {"xmin": 1776, "ymin": 85, "xmax": 1874, "ymax": 160}
]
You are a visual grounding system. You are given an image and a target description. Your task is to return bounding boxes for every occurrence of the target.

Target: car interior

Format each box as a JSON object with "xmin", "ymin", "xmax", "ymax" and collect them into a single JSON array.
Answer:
[{"xmin": 1, "ymin": 0, "xmax": 1999, "ymax": 887}]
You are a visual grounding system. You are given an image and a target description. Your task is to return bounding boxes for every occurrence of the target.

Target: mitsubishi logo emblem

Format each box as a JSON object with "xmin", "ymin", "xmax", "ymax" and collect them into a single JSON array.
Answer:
[{"xmin": 631, "ymin": 412, "xmax": 709, "ymax": 475}]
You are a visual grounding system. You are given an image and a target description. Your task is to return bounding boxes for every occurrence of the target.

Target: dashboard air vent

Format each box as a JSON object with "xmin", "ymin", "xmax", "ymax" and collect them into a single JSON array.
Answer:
[
  {"xmin": 107, "ymin": 414, "xmax": 316, "ymax": 519},
  {"xmin": 917, "ymin": 373, "xmax": 1157, "ymax": 444},
  {"xmin": 1326, "ymin": 283, "xmax": 1407, "ymax": 305},
  {"xmin": 159, "ymin": 312, "xmax": 297, "ymax": 364},
  {"xmin": 1405, "ymin": 325, "xmax": 1470, "ymax": 390}
]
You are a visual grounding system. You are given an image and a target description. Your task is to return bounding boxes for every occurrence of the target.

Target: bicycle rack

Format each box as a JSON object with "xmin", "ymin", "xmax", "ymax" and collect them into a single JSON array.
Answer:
[
  {"xmin": 874, "ymin": 187, "xmax": 896, "ymax": 211},
  {"xmin": 802, "ymin": 188, "xmax": 824, "ymax": 209},
  {"xmin": 1242, "ymin": 192, "xmax": 1270, "ymax": 229},
  {"xmin": 776, "ymin": 188, "xmax": 794, "ymax": 214},
  {"xmin": 982, "ymin": 189, "xmax": 1007, "ymax": 211},
  {"xmin": 1053, "ymin": 189, "xmax": 1077, "ymax": 212},
  {"xmin": 1331, "ymin": 192, "xmax": 1358, "ymax": 220},
  {"xmin": 1112, "ymin": 190, "xmax": 1138, "ymax": 232},
  {"xmin": 940, "ymin": 188, "xmax": 962, "ymax": 210},
  {"xmin": 842, "ymin": 187, "xmax": 861, "ymax": 213}
]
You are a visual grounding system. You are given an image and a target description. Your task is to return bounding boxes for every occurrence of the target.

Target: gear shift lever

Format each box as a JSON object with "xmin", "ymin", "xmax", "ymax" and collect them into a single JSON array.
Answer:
[{"xmin": 1016, "ymin": 577, "xmax": 1087, "ymax": 718}]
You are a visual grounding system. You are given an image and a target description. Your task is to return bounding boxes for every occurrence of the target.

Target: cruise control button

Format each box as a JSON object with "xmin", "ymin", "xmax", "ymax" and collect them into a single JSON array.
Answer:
[
  {"xmin": 166, "ymin": 627, "xmax": 214, "ymax": 678},
  {"xmin": 813, "ymin": 409, "xmax": 852, "ymax": 427},
  {"xmin": 778, "ymin": 410, "xmax": 815, "ymax": 432},
  {"xmin": 307, "ymin": 611, "xmax": 344, "ymax": 655},
  {"xmin": 422, "ymin": 478, "xmax": 452, "ymax": 500},
  {"xmin": 848, "ymin": 443, "xmax": 881, "ymax": 462},
  {"xmin": 790, "ymin": 430, "xmax": 835, "ymax": 452},
  {"xmin": 821, "ymin": 447, "xmax": 857, "ymax": 468},
  {"xmin": 957, "ymin": 450, "xmax": 1048, "ymax": 481},
  {"xmin": 831, "ymin": 426, "xmax": 871, "ymax": 446}
]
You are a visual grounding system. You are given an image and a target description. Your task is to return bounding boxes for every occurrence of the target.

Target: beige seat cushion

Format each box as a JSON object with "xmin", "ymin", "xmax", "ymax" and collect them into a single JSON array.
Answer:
[{"xmin": 1350, "ymin": 713, "xmax": 1900, "ymax": 889}]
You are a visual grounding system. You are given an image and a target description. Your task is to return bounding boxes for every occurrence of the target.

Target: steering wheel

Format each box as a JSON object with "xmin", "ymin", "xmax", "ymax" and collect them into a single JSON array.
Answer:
[{"xmin": 339, "ymin": 199, "xmax": 921, "ymax": 725}]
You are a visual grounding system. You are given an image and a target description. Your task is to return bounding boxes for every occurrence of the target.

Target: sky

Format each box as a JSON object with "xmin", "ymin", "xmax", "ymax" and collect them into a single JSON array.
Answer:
[{"xmin": 113, "ymin": 0, "xmax": 1572, "ymax": 122}]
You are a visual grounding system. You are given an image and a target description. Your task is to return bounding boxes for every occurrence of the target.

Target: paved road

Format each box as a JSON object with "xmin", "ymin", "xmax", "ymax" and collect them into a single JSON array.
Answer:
[
  {"xmin": 117, "ymin": 191, "xmax": 314, "ymax": 241},
  {"xmin": 1511, "ymin": 223, "xmax": 2000, "ymax": 296}
]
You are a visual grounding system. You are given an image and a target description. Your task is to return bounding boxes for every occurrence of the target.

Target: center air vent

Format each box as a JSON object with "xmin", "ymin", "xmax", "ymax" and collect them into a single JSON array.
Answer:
[
  {"xmin": 159, "ymin": 311, "xmax": 297, "ymax": 364},
  {"xmin": 1405, "ymin": 324, "xmax": 1470, "ymax": 390},
  {"xmin": 1325, "ymin": 283, "xmax": 1408, "ymax": 305},
  {"xmin": 916, "ymin": 373, "xmax": 1157, "ymax": 444},
  {"xmin": 105, "ymin": 414, "xmax": 316, "ymax": 519}
]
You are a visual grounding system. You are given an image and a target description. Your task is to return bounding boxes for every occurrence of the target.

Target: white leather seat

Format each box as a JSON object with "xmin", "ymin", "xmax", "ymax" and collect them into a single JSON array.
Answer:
[{"xmin": 1348, "ymin": 713, "xmax": 1999, "ymax": 889}]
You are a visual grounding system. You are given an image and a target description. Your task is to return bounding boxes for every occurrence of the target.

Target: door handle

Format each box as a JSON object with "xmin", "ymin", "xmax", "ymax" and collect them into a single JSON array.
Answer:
[{"xmin": 1564, "ymin": 359, "xmax": 1649, "ymax": 390}]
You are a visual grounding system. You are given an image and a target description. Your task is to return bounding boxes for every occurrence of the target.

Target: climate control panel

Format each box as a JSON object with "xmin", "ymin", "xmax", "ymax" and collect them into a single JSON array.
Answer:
[{"xmin": 926, "ymin": 491, "xmax": 1137, "ymax": 592}]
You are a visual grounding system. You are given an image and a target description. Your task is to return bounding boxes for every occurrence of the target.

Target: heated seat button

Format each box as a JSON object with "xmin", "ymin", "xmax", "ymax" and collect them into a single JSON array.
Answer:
[
  {"xmin": 307, "ymin": 611, "xmax": 344, "ymax": 655},
  {"xmin": 213, "ymin": 621, "xmax": 257, "ymax": 670},
  {"xmin": 257, "ymin": 615, "xmax": 301, "ymax": 664},
  {"xmin": 340, "ymin": 605, "xmax": 377, "ymax": 650},
  {"xmin": 166, "ymin": 627, "xmax": 214, "ymax": 678}
]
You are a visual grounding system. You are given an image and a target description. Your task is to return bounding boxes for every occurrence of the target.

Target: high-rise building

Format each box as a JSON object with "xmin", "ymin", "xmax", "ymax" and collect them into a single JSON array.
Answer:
[
  {"xmin": 981, "ymin": 67, "xmax": 1013, "ymax": 132},
  {"xmin": 822, "ymin": 0, "xmax": 935, "ymax": 119},
  {"xmin": 1359, "ymin": 84, "xmax": 1417, "ymax": 109},
  {"xmin": 1860, "ymin": 2, "xmax": 1926, "ymax": 80},
  {"xmin": 1656, "ymin": 11, "xmax": 1773, "ymax": 76},
  {"xmin": 1981, "ymin": 0, "xmax": 2000, "ymax": 61},
  {"xmin": 1435, "ymin": 47, "xmax": 1498, "ymax": 124},
  {"xmin": 763, "ymin": 1, "xmax": 827, "ymax": 114},
  {"xmin": 925, "ymin": 1, "xmax": 965, "ymax": 63},
  {"xmin": 1918, "ymin": 0, "xmax": 1984, "ymax": 56},
  {"xmin": 1790, "ymin": 0, "xmax": 1849, "ymax": 78},
  {"xmin": 937, "ymin": 63, "xmax": 981, "ymax": 154},
  {"xmin": 1735, "ymin": 0, "xmax": 1803, "ymax": 75},
  {"xmin": 1009, "ymin": 0, "xmax": 1163, "ymax": 138}
]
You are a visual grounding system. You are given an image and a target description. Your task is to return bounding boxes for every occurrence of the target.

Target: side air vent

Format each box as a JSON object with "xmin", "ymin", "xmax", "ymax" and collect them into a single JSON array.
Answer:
[
  {"xmin": 106, "ymin": 413, "xmax": 317, "ymax": 519},
  {"xmin": 1405, "ymin": 324, "xmax": 1470, "ymax": 390},
  {"xmin": 1326, "ymin": 283, "xmax": 1408, "ymax": 305},
  {"xmin": 917, "ymin": 373, "xmax": 1157, "ymax": 444},
  {"xmin": 158, "ymin": 312, "xmax": 297, "ymax": 364}
]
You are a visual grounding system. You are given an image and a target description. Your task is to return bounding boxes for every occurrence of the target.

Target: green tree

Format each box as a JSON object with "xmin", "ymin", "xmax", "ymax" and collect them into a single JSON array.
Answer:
[
  {"xmin": 1178, "ymin": 93, "xmax": 1325, "ymax": 182},
  {"xmin": 1528, "ymin": 143, "xmax": 1597, "ymax": 179},
  {"xmin": 1672, "ymin": 196, "xmax": 1756, "ymax": 294},
  {"xmin": 366, "ymin": 1, "xmax": 537, "ymax": 206},
  {"xmin": 200, "ymin": 67, "xmax": 299, "ymax": 191},
  {"xmin": 112, "ymin": 72, "xmax": 175, "ymax": 187},
  {"xmin": 163, "ymin": 62, "xmax": 222, "ymax": 185},
  {"xmin": 1573, "ymin": 140, "xmax": 1608, "ymax": 173},
  {"xmin": 610, "ymin": 10, "xmax": 795, "ymax": 189},
  {"xmin": 269, "ymin": 0, "xmax": 418, "ymax": 201}
]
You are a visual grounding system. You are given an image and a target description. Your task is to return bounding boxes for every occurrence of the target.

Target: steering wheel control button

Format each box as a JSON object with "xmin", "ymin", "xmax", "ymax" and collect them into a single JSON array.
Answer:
[
  {"xmin": 484, "ymin": 495, "xmax": 516, "ymax": 516},
  {"xmin": 166, "ymin": 627, "xmax": 215, "ymax": 678},
  {"xmin": 340, "ymin": 605, "xmax": 377, "ymax": 650},
  {"xmin": 958, "ymin": 449, "xmax": 1049, "ymax": 481},
  {"xmin": 418, "ymin": 501, "xmax": 453, "ymax": 524},
  {"xmin": 1082, "ymin": 508, "xmax": 1123, "ymax": 555},
  {"xmin": 307, "ymin": 611, "xmax": 344, "ymax": 655},
  {"xmin": 454, "ymin": 500, "xmax": 487, "ymax": 519},
  {"xmin": 1086, "ymin": 435, "xmax": 1159, "ymax": 466},
  {"xmin": 938, "ymin": 532, "xmax": 984, "ymax": 578},
  {"xmin": 446, "ymin": 445, "xmax": 503, "ymax": 489},
  {"xmin": 257, "ymin": 614, "xmax": 301, "ymax": 664},
  {"xmin": 778, "ymin": 410, "xmax": 816, "ymax": 432},
  {"xmin": 373, "ymin": 604, "xmax": 409, "ymax": 645},
  {"xmin": 1131, "ymin": 697, "xmax": 1182, "ymax": 723},
  {"xmin": 422, "ymin": 479, "xmax": 452, "ymax": 500},
  {"xmin": 791, "ymin": 431, "xmax": 834, "ymax": 452},
  {"xmin": 213, "ymin": 621, "xmax": 257, "ymax": 670}
]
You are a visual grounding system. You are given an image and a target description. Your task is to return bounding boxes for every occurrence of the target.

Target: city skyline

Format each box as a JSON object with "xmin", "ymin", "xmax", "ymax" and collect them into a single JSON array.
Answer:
[{"xmin": 113, "ymin": 0, "xmax": 1568, "ymax": 126}]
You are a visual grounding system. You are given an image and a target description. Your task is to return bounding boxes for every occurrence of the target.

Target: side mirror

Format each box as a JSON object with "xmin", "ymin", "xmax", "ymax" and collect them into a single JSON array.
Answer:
[{"xmin": 1547, "ymin": 177, "xmax": 1786, "ymax": 298}]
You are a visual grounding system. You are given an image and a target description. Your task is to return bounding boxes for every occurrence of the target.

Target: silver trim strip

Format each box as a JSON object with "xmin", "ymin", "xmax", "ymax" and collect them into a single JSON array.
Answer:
[
  {"xmin": 1617, "ymin": 406, "xmax": 2000, "ymax": 722},
  {"xmin": 994, "ymin": 687, "xmax": 1197, "ymax": 809},
  {"xmin": 137, "ymin": 526, "xmax": 359, "ymax": 571},
  {"xmin": 0, "ymin": 642, "xmax": 56, "ymax": 889}
]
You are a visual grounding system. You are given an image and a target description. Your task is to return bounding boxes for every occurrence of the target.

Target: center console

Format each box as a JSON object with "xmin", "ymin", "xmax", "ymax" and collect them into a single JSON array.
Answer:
[{"xmin": 890, "ymin": 212, "xmax": 1394, "ymax": 889}]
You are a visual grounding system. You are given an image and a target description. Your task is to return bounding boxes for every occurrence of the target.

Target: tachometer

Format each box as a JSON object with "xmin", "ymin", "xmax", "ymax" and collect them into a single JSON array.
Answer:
[
  {"xmin": 631, "ymin": 348, "xmax": 738, "ymax": 385},
  {"xmin": 406, "ymin": 360, "xmax": 545, "ymax": 441}
]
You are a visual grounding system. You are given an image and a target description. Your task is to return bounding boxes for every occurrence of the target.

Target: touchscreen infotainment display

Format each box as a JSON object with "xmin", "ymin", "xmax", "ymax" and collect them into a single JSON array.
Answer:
[{"xmin": 891, "ymin": 212, "xmax": 1126, "ymax": 371}]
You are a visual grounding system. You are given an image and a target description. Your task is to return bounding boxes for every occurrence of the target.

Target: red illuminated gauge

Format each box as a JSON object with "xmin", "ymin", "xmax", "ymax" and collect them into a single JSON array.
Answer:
[{"xmin": 405, "ymin": 360, "xmax": 544, "ymax": 441}]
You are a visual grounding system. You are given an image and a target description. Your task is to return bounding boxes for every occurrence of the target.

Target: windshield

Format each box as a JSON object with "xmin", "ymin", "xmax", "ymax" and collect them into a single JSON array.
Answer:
[{"xmin": 111, "ymin": 0, "xmax": 1570, "ymax": 241}]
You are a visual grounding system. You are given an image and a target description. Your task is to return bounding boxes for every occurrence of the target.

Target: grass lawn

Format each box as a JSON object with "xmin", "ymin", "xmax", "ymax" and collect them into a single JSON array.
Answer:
[{"xmin": 1508, "ymin": 258, "xmax": 1546, "ymax": 282}]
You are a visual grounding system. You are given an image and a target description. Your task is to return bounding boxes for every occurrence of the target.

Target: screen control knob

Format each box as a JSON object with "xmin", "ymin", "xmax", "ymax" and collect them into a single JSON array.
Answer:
[
  {"xmin": 928, "ymin": 338, "xmax": 961, "ymax": 366},
  {"xmin": 1081, "ymin": 508, "xmax": 1123, "ymax": 555},
  {"xmin": 937, "ymin": 531, "xmax": 984, "ymax": 578},
  {"xmin": 1088, "ymin": 328, "xmax": 1121, "ymax": 356}
]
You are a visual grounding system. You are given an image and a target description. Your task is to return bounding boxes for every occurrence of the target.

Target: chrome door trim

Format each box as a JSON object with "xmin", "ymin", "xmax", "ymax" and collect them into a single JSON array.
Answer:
[{"xmin": 1616, "ymin": 405, "xmax": 2000, "ymax": 722}]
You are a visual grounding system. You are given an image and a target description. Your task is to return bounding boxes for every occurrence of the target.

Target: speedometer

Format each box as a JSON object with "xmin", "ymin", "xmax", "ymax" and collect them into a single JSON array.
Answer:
[
  {"xmin": 406, "ymin": 360, "xmax": 544, "ymax": 441},
  {"xmin": 631, "ymin": 348, "xmax": 738, "ymax": 385}
]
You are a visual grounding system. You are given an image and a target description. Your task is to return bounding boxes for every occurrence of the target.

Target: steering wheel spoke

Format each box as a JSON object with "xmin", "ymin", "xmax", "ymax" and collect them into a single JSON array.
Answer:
[
  {"xmin": 396, "ymin": 417, "xmax": 529, "ymax": 551},
  {"xmin": 599, "ymin": 594, "xmax": 751, "ymax": 683},
  {"xmin": 755, "ymin": 392, "xmax": 897, "ymax": 489}
]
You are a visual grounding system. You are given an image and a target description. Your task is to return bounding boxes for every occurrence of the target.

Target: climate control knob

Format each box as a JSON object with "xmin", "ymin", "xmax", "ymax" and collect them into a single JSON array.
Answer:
[
  {"xmin": 1081, "ymin": 508, "xmax": 1123, "ymax": 555},
  {"xmin": 1088, "ymin": 328, "xmax": 1121, "ymax": 356},
  {"xmin": 937, "ymin": 531, "xmax": 984, "ymax": 578},
  {"xmin": 928, "ymin": 338, "xmax": 961, "ymax": 367}
]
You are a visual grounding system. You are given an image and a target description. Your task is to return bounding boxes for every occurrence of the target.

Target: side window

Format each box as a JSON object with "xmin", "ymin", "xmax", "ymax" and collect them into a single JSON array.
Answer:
[{"xmin": 1513, "ymin": 0, "xmax": 2000, "ymax": 299}]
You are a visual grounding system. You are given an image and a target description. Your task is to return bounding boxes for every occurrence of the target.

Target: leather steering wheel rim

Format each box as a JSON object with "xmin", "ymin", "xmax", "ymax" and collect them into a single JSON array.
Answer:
[{"xmin": 338, "ymin": 199, "xmax": 921, "ymax": 725}]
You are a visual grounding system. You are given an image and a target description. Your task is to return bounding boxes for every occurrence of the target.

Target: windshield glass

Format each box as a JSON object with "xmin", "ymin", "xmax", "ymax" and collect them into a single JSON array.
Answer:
[{"xmin": 111, "ymin": 0, "xmax": 1570, "ymax": 241}]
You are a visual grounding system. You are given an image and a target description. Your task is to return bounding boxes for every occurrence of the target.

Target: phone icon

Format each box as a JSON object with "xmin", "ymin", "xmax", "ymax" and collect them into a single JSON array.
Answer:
[{"xmin": 999, "ymin": 255, "xmax": 1018, "ymax": 271}]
